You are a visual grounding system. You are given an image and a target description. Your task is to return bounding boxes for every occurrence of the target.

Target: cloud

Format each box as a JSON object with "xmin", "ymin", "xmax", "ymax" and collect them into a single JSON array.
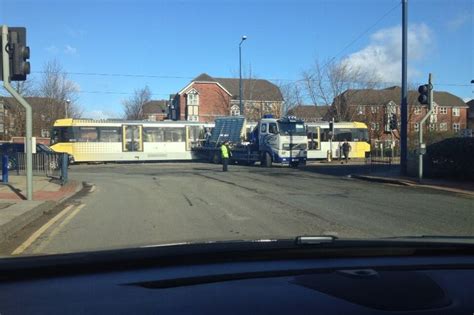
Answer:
[
  {"xmin": 45, "ymin": 45, "xmax": 59, "ymax": 54},
  {"xmin": 341, "ymin": 23, "xmax": 433, "ymax": 83},
  {"xmin": 447, "ymin": 12, "xmax": 471, "ymax": 31},
  {"xmin": 64, "ymin": 45, "xmax": 78, "ymax": 55}
]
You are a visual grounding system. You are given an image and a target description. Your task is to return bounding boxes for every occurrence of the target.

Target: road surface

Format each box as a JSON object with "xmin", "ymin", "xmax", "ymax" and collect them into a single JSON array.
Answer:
[{"xmin": 7, "ymin": 162, "xmax": 474, "ymax": 255}]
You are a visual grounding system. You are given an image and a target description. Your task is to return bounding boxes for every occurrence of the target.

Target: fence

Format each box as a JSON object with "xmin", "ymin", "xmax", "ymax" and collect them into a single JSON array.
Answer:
[
  {"xmin": 367, "ymin": 142, "xmax": 400, "ymax": 165},
  {"xmin": 13, "ymin": 152, "xmax": 68, "ymax": 183}
]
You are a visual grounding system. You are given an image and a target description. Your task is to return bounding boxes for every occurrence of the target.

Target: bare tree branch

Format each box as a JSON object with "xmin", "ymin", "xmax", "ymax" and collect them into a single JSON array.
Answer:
[{"xmin": 122, "ymin": 86, "xmax": 151, "ymax": 120}]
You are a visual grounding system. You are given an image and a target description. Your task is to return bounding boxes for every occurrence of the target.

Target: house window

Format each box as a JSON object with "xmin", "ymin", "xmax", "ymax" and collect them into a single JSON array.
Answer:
[
  {"xmin": 414, "ymin": 123, "xmax": 419, "ymax": 132},
  {"xmin": 453, "ymin": 123, "xmax": 460, "ymax": 132},
  {"xmin": 432, "ymin": 105, "xmax": 438, "ymax": 115},
  {"xmin": 370, "ymin": 106, "xmax": 377, "ymax": 114},
  {"xmin": 428, "ymin": 123, "xmax": 436, "ymax": 131},
  {"xmin": 41, "ymin": 129, "xmax": 50, "ymax": 138},
  {"xmin": 452, "ymin": 107, "xmax": 460, "ymax": 117},
  {"xmin": 370, "ymin": 122, "xmax": 379, "ymax": 131},
  {"xmin": 440, "ymin": 107, "xmax": 447, "ymax": 114},
  {"xmin": 230, "ymin": 105, "xmax": 240, "ymax": 116},
  {"xmin": 414, "ymin": 107, "xmax": 422, "ymax": 115},
  {"xmin": 187, "ymin": 90, "xmax": 199, "ymax": 106},
  {"xmin": 356, "ymin": 105, "xmax": 364, "ymax": 115},
  {"xmin": 439, "ymin": 122, "xmax": 448, "ymax": 131}
]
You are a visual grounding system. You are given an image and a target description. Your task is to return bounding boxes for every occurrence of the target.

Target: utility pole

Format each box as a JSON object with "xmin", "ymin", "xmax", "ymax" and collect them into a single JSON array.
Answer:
[
  {"xmin": 1, "ymin": 25, "xmax": 33, "ymax": 200},
  {"xmin": 400, "ymin": 0, "xmax": 408, "ymax": 175}
]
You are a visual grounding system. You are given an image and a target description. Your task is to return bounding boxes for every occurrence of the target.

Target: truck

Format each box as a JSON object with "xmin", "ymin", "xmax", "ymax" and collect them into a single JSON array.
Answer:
[{"xmin": 195, "ymin": 115, "xmax": 307, "ymax": 167}]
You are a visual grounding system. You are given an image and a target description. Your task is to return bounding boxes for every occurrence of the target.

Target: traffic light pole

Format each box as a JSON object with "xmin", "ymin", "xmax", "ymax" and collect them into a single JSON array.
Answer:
[
  {"xmin": 2, "ymin": 25, "xmax": 33, "ymax": 200},
  {"xmin": 400, "ymin": 0, "xmax": 408, "ymax": 175},
  {"xmin": 418, "ymin": 73, "xmax": 433, "ymax": 183}
]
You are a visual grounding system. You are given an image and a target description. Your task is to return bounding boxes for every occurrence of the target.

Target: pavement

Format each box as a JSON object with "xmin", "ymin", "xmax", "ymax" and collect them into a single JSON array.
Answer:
[
  {"xmin": 303, "ymin": 160, "xmax": 474, "ymax": 196},
  {"xmin": 0, "ymin": 162, "xmax": 471, "ymax": 256},
  {"xmin": 0, "ymin": 176, "xmax": 82, "ymax": 243}
]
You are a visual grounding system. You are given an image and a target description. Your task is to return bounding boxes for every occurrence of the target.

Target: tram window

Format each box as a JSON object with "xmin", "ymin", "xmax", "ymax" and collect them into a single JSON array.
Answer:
[
  {"xmin": 334, "ymin": 129, "xmax": 352, "ymax": 141},
  {"xmin": 164, "ymin": 128, "xmax": 185, "ymax": 142},
  {"xmin": 51, "ymin": 127, "xmax": 75, "ymax": 144},
  {"xmin": 99, "ymin": 128, "xmax": 121, "ymax": 142},
  {"xmin": 144, "ymin": 128, "xmax": 164, "ymax": 142},
  {"xmin": 77, "ymin": 127, "xmax": 98, "ymax": 142}
]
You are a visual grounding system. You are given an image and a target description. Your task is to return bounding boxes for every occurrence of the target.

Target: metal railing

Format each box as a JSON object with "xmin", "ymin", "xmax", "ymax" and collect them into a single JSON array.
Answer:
[
  {"xmin": 367, "ymin": 143, "xmax": 400, "ymax": 165},
  {"xmin": 14, "ymin": 152, "xmax": 67, "ymax": 182}
]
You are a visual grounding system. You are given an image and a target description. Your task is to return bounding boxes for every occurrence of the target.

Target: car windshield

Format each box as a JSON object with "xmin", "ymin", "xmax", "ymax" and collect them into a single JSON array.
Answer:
[
  {"xmin": 0, "ymin": 0, "xmax": 472, "ymax": 259},
  {"xmin": 278, "ymin": 122, "xmax": 306, "ymax": 136}
]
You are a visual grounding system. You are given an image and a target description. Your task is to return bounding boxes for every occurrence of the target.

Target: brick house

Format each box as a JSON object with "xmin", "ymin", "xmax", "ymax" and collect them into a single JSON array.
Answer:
[
  {"xmin": 287, "ymin": 105, "xmax": 330, "ymax": 122},
  {"xmin": 467, "ymin": 99, "xmax": 474, "ymax": 129},
  {"xmin": 142, "ymin": 100, "xmax": 168, "ymax": 121},
  {"xmin": 333, "ymin": 86, "xmax": 468, "ymax": 146},
  {"xmin": 0, "ymin": 96, "xmax": 64, "ymax": 141},
  {"xmin": 169, "ymin": 73, "xmax": 283, "ymax": 122}
]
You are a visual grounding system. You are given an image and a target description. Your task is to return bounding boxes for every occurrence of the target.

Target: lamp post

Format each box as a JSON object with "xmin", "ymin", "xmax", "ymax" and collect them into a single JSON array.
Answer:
[
  {"xmin": 239, "ymin": 35, "xmax": 247, "ymax": 116},
  {"xmin": 65, "ymin": 99, "xmax": 70, "ymax": 118}
]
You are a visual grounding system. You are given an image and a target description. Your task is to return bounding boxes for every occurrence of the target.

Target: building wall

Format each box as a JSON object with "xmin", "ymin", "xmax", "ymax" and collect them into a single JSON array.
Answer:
[
  {"xmin": 349, "ymin": 103, "xmax": 468, "ymax": 147},
  {"xmin": 179, "ymin": 82, "xmax": 231, "ymax": 122}
]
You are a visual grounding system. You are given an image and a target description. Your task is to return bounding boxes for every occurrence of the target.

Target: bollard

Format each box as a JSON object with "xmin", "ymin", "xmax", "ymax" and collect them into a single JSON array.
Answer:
[
  {"xmin": 2, "ymin": 155, "xmax": 8, "ymax": 183},
  {"xmin": 61, "ymin": 154, "xmax": 68, "ymax": 185}
]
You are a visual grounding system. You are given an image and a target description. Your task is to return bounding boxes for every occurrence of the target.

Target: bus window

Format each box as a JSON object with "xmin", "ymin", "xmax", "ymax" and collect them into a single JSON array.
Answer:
[
  {"xmin": 99, "ymin": 127, "xmax": 121, "ymax": 142},
  {"xmin": 334, "ymin": 128, "xmax": 352, "ymax": 141},
  {"xmin": 144, "ymin": 128, "xmax": 164, "ymax": 142}
]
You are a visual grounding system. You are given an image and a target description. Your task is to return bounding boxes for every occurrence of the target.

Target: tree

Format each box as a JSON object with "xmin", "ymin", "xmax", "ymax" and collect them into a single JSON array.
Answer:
[
  {"xmin": 302, "ymin": 58, "xmax": 380, "ymax": 122},
  {"xmin": 38, "ymin": 60, "xmax": 82, "ymax": 119},
  {"xmin": 122, "ymin": 86, "xmax": 151, "ymax": 120},
  {"xmin": 278, "ymin": 81, "xmax": 304, "ymax": 115}
]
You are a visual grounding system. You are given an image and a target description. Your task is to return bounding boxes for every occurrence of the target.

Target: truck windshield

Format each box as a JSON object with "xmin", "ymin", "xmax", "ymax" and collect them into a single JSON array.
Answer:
[{"xmin": 278, "ymin": 122, "xmax": 306, "ymax": 136}]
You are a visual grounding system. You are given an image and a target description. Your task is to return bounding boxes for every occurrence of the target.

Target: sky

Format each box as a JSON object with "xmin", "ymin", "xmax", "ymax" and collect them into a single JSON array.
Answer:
[{"xmin": 1, "ymin": 0, "xmax": 472, "ymax": 119}]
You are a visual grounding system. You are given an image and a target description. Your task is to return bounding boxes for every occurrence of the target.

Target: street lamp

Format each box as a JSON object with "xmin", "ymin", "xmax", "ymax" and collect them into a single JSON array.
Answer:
[
  {"xmin": 239, "ymin": 35, "xmax": 247, "ymax": 116},
  {"xmin": 65, "ymin": 99, "xmax": 70, "ymax": 118}
]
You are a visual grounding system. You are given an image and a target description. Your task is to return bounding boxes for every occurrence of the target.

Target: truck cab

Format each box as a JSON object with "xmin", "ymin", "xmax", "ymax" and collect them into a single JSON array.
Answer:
[{"xmin": 254, "ymin": 116, "xmax": 307, "ymax": 167}]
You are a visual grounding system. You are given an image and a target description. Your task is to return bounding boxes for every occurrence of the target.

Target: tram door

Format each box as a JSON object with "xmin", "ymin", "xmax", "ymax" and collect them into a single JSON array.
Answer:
[{"xmin": 122, "ymin": 125, "xmax": 143, "ymax": 152}]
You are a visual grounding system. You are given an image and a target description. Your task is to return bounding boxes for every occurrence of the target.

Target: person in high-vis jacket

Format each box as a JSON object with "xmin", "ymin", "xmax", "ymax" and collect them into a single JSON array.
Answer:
[{"xmin": 221, "ymin": 141, "xmax": 231, "ymax": 172}]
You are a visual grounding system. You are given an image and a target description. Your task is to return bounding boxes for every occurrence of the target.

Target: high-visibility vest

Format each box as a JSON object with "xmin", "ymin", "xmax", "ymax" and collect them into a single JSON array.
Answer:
[{"xmin": 221, "ymin": 144, "xmax": 229, "ymax": 159}]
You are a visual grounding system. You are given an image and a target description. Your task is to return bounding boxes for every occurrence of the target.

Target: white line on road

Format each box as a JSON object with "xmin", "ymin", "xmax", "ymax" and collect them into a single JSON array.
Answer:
[
  {"xmin": 33, "ymin": 204, "xmax": 86, "ymax": 254},
  {"xmin": 11, "ymin": 204, "xmax": 75, "ymax": 255}
]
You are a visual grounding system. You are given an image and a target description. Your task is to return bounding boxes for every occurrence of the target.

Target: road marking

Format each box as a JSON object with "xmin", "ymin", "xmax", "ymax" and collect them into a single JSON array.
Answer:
[
  {"xmin": 32, "ymin": 204, "xmax": 86, "ymax": 254},
  {"xmin": 11, "ymin": 204, "xmax": 74, "ymax": 255}
]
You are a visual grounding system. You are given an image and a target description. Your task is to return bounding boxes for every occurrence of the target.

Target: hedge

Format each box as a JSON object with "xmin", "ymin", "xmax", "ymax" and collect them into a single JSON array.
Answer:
[{"xmin": 424, "ymin": 137, "xmax": 474, "ymax": 180}]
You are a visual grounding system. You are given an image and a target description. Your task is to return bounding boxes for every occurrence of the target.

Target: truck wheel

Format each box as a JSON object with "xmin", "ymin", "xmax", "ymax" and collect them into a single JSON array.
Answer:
[{"xmin": 264, "ymin": 152, "xmax": 272, "ymax": 168}]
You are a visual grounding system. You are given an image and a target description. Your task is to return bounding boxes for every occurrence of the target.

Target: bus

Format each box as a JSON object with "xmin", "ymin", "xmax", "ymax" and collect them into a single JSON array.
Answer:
[
  {"xmin": 305, "ymin": 121, "xmax": 370, "ymax": 159},
  {"xmin": 50, "ymin": 119, "xmax": 213, "ymax": 163}
]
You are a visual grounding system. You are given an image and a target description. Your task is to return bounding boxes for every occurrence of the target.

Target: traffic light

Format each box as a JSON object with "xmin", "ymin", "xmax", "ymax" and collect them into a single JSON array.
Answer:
[
  {"xmin": 418, "ymin": 84, "xmax": 433, "ymax": 105},
  {"xmin": 389, "ymin": 113, "xmax": 397, "ymax": 130},
  {"xmin": 9, "ymin": 28, "xmax": 30, "ymax": 81},
  {"xmin": 329, "ymin": 121, "xmax": 334, "ymax": 133},
  {"xmin": 0, "ymin": 27, "xmax": 30, "ymax": 82}
]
